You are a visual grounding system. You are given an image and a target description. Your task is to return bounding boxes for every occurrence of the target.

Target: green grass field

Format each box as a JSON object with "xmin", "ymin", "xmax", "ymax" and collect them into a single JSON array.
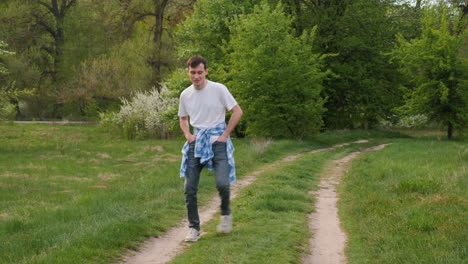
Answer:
[
  {"xmin": 339, "ymin": 138, "xmax": 467, "ymax": 264},
  {"xmin": 0, "ymin": 123, "xmax": 465, "ymax": 264}
]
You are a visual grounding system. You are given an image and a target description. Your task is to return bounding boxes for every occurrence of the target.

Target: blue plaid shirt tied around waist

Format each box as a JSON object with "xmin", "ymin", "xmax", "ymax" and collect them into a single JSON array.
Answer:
[{"xmin": 180, "ymin": 123, "xmax": 236, "ymax": 184}]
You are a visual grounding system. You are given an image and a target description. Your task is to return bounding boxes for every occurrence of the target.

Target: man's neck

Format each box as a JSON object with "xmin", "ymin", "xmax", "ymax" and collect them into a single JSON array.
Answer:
[{"xmin": 194, "ymin": 79, "xmax": 208, "ymax": 90}]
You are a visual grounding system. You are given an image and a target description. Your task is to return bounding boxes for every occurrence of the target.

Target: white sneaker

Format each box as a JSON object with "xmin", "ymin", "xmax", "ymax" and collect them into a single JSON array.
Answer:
[
  {"xmin": 217, "ymin": 215, "xmax": 232, "ymax": 233},
  {"xmin": 184, "ymin": 228, "xmax": 200, "ymax": 242}
]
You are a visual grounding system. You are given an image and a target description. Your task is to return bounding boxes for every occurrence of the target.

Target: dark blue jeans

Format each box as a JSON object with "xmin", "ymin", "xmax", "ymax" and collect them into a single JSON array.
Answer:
[{"xmin": 184, "ymin": 141, "xmax": 231, "ymax": 231}]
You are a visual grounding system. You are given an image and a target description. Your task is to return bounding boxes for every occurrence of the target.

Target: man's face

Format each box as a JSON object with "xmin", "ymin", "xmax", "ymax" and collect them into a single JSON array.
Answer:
[{"xmin": 187, "ymin": 63, "xmax": 208, "ymax": 89}]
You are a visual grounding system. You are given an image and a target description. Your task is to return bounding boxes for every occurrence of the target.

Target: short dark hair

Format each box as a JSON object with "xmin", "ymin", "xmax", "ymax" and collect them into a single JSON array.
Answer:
[{"xmin": 187, "ymin": 55, "xmax": 207, "ymax": 69}]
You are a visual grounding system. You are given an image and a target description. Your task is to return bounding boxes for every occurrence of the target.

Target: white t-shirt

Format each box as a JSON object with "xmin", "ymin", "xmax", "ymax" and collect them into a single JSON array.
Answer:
[{"xmin": 178, "ymin": 80, "xmax": 238, "ymax": 129}]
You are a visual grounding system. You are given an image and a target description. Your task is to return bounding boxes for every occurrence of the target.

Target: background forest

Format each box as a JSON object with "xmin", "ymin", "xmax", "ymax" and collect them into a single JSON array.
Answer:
[{"xmin": 0, "ymin": 0, "xmax": 467, "ymax": 139}]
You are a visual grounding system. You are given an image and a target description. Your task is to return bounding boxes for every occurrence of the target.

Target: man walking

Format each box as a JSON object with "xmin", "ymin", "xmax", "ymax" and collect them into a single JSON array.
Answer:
[{"xmin": 178, "ymin": 55, "xmax": 243, "ymax": 242}]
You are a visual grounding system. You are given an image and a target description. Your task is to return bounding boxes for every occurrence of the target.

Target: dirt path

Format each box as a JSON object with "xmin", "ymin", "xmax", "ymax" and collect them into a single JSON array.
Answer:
[
  {"xmin": 118, "ymin": 140, "xmax": 369, "ymax": 264},
  {"xmin": 302, "ymin": 144, "xmax": 389, "ymax": 264}
]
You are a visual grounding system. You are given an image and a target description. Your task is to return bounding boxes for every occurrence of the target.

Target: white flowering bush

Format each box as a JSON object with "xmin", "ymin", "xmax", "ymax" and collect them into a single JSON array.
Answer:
[
  {"xmin": 377, "ymin": 114, "xmax": 429, "ymax": 129},
  {"xmin": 397, "ymin": 114, "xmax": 429, "ymax": 129},
  {"xmin": 0, "ymin": 41, "xmax": 14, "ymax": 74},
  {"xmin": 100, "ymin": 86, "xmax": 178, "ymax": 139}
]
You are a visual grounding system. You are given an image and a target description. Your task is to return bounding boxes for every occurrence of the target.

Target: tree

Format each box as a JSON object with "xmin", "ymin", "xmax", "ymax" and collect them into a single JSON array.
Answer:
[
  {"xmin": 0, "ymin": 0, "xmax": 80, "ymax": 118},
  {"xmin": 0, "ymin": 41, "xmax": 34, "ymax": 120},
  {"xmin": 111, "ymin": 0, "xmax": 196, "ymax": 92},
  {"xmin": 143, "ymin": 0, "xmax": 170, "ymax": 91},
  {"xmin": 226, "ymin": 1, "xmax": 326, "ymax": 138},
  {"xmin": 174, "ymin": 0, "xmax": 258, "ymax": 81},
  {"xmin": 0, "ymin": 1, "xmax": 43, "ymax": 107},
  {"xmin": 302, "ymin": 0, "xmax": 405, "ymax": 129},
  {"xmin": 33, "ymin": 0, "xmax": 77, "ymax": 81},
  {"xmin": 390, "ymin": 6, "xmax": 467, "ymax": 139},
  {"xmin": 58, "ymin": 40, "xmax": 153, "ymax": 118},
  {"xmin": 0, "ymin": 0, "xmax": 197, "ymax": 119}
]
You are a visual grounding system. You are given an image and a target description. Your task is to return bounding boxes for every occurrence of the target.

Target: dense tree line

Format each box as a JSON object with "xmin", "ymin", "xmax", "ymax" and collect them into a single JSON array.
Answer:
[
  {"xmin": 0, "ymin": 0, "xmax": 466, "ymax": 138},
  {"xmin": 0, "ymin": 0, "xmax": 193, "ymax": 119}
]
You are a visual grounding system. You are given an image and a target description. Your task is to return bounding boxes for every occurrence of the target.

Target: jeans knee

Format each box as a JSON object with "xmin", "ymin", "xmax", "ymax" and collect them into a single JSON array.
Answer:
[
  {"xmin": 216, "ymin": 183, "xmax": 230, "ymax": 193},
  {"xmin": 184, "ymin": 183, "xmax": 198, "ymax": 197}
]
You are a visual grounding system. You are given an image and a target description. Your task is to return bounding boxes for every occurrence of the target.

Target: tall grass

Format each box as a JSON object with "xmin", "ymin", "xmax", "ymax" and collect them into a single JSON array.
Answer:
[
  {"xmin": 339, "ymin": 138, "xmax": 467, "ymax": 264},
  {"xmin": 0, "ymin": 123, "xmax": 391, "ymax": 263}
]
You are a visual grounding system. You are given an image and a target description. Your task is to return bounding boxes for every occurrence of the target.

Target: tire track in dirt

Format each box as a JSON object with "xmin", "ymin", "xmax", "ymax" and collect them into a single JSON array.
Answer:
[
  {"xmin": 302, "ymin": 144, "xmax": 390, "ymax": 264},
  {"xmin": 117, "ymin": 140, "xmax": 370, "ymax": 264}
]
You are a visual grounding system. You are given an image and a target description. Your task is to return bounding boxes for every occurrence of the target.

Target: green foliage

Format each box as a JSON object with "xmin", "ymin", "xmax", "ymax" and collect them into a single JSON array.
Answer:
[
  {"xmin": 55, "ymin": 1, "xmax": 154, "ymax": 119},
  {"xmin": 167, "ymin": 0, "xmax": 261, "ymax": 122},
  {"xmin": 0, "ymin": 81, "xmax": 35, "ymax": 121},
  {"xmin": 175, "ymin": 0, "xmax": 258, "ymax": 79},
  {"xmin": 314, "ymin": 0, "xmax": 404, "ymax": 129},
  {"xmin": 0, "ymin": 35, "xmax": 43, "ymax": 118},
  {"xmin": 0, "ymin": 98, "xmax": 15, "ymax": 121},
  {"xmin": 0, "ymin": 41, "xmax": 21, "ymax": 121},
  {"xmin": 58, "ymin": 38, "xmax": 153, "ymax": 116},
  {"xmin": 164, "ymin": 67, "xmax": 192, "ymax": 96},
  {"xmin": 226, "ymin": 2, "xmax": 326, "ymax": 138},
  {"xmin": 390, "ymin": 6, "xmax": 468, "ymax": 138},
  {"xmin": 0, "ymin": 40, "xmax": 14, "ymax": 74},
  {"xmin": 0, "ymin": 0, "xmax": 464, "ymax": 132},
  {"xmin": 59, "ymin": 0, "xmax": 121, "ymax": 81},
  {"xmin": 0, "ymin": 0, "xmax": 182, "ymax": 120}
]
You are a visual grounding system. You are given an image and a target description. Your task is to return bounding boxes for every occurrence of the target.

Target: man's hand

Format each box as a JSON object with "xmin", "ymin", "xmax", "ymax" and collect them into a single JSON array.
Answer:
[
  {"xmin": 216, "ymin": 105, "xmax": 242, "ymax": 143},
  {"xmin": 216, "ymin": 135, "xmax": 228, "ymax": 142},
  {"xmin": 186, "ymin": 134, "xmax": 197, "ymax": 143},
  {"xmin": 180, "ymin": 116, "xmax": 196, "ymax": 143}
]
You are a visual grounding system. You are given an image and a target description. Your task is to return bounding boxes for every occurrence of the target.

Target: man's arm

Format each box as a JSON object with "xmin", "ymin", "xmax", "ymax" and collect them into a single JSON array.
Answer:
[
  {"xmin": 180, "ymin": 116, "xmax": 196, "ymax": 143},
  {"xmin": 218, "ymin": 104, "xmax": 243, "ymax": 142}
]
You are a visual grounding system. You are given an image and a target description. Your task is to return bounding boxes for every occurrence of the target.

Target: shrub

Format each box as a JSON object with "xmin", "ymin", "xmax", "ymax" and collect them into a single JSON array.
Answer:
[
  {"xmin": 226, "ymin": 2, "xmax": 326, "ymax": 138},
  {"xmin": 396, "ymin": 114, "xmax": 429, "ymax": 129},
  {"xmin": 100, "ymin": 87, "xmax": 178, "ymax": 139},
  {"xmin": 0, "ymin": 96, "xmax": 16, "ymax": 121},
  {"xmin": 0, "ymin": 41, "xmax": 17, "ymax": 120}
]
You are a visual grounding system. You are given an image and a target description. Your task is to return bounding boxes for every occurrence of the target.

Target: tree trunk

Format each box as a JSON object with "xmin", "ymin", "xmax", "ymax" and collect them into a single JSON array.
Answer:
[
  {"xmin": 151, "ymin": 0, "xmax": 169, "ymax": 92},
  {"xmin": 36, "ymin": 0, "xmax": 76, "ymax": 81},
  {"xmin": 447, "ymin": 121, "xmax": 453, "ymax": 140},
  {"xmin": 416, "ymin": 0, "xmax": 422, "ymax": 9},
  {"xmin": 54, "ymin": 14, "xmax": 64, "ymax": 80}
]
